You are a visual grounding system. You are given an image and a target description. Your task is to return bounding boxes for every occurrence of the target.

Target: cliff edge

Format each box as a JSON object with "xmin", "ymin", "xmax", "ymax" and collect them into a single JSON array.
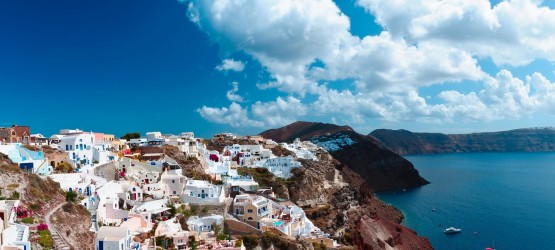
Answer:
[
  {"xmin": 370, "ymin": 127, "xmax": 555, "ymax": 155},
  {"xmin": 260, "ymin": 121, "xmax": 429, "ymax": 192}
]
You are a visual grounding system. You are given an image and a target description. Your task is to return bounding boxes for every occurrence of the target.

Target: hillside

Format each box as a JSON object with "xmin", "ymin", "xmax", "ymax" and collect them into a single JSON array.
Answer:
[
  {"xmin": 260, "ymin": 121, "xmax": 429, "ymax": 192},
  {"xmin": 0, "ymin": 153, "xmax": 94, "ymax": 250},
  {"xmin": 370, "ymin": 128, "xmax": 555, "ymax": 155}
]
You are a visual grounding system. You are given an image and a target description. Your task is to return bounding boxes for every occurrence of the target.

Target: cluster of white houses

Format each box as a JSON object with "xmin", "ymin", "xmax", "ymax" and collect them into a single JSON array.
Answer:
[{"xmin": 0, "ymin": 127, "xmax": 336, "ymax": 250}]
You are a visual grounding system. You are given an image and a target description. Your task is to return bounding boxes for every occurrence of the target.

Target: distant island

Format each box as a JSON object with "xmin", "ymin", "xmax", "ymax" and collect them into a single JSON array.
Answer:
[{"xmin": 370, "ymin": 127, "xmax": 555, "ymax": 155}]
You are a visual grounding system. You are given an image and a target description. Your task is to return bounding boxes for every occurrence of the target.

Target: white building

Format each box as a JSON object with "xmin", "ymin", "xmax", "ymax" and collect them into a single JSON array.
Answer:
[
  {"xmin": 223, "ymin": 175, "xmax": 259, "ymax": 192},
  {"xmin": 160, "ymin": 170, "xmax": 186, "ymax": 198},
  {"xmin": 186, "ymin": 214, "xmax": 223, "ymax": 232},
  {"xmin": 0, "ymin": 144, "xmax": 53, "ymax": 176},
  {"xmin": 280, "ymin": 139, "xmax": 319, "ymax": 161},
  {"xmin": 127, "ymin": 138, "xmax": 147, "ymax": 148},
  {"xmin": 0, "ymin": 200, "xmax": 31, "ymax": 250},
  {"xmin": 59, "ymin": 133, "xmax": 94, "ymax": 167},
  {"xmin": 181, "ymin": 180, "xmax": 225, "ymax": 205},
  {"xmin": 146, "ymin": 132, "xmax": 162, "ymax": 142},
  {"xmin": 96, "ymin": 226, "xmax": 132, "ymax": 250},
  {"xmin": 263, "ymin": 156, "xmax": 301, "ymax": 179}
]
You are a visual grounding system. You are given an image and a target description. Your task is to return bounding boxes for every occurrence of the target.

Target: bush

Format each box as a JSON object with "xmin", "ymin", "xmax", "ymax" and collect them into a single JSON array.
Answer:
[
  {"xmin": 9, "ymin": 191, "xmax": 20, "ymax": 200},
  {"xmin": 242, "ymin": 234, "xmax": 260, "ymax": 250},
  {"xmin": 29, "ymin": 203, "xmax": 41, "ymax": 211},
  {"xmin": 38, "ymin": 230, "xmax": 53, "ymax": 249},
  {"xmin": 21, "ymin": 217, "xmax": 34, "ymax": 224},
  {"xmin": 65, "ymin": 190, "xmax": 78, "ymax": 202},
  {"xmin": 55, "ymin": 162, "xmax": 73, "ymax": 173},
  {"xmin": 37, "ymin": 223, "xmax": 49, "ymax": 231}
]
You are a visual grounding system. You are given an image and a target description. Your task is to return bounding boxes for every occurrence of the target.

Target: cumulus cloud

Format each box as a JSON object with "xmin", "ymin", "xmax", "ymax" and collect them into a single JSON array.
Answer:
[
  {"xmin": 197, "ymin": 96, "xmax": 307, "ymax": 128},
  {"xmin": 197, "ymin": 102, "xmax": 264, "ymax": 127},
  {"xmin": 187, "ymin": 0, "xmax": 351, "ymax": 94},
  {"xmin": 216, "ymin": 59, "xmax": 245, "ymax": 72},
  {"xmin": 356, "ymin": 0, "xmax": 555, "ymax": 66},
  {"xmin": 186, "ymin": 0, "xmax": 555, "ymax": 128},
  {"xmin": 226, "ymin": 82, "xmax": 244, "ymax": 102}
]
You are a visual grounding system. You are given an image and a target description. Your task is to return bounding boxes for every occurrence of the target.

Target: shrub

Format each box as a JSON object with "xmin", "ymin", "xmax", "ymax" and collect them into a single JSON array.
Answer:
[
  {"xmin": 21, "ymin": 217, "xmax": 34, "ymax": 224},
  {"xmin": 65, "ymin": 190, "xmax": 77, "ymax": 202},
  {"xmin": 38, "ymin": 230, "xmax": 53, "ymax": 249},
  {"xmin": 188, "ymin": 235, "xmax": 198, "ymax": 250},
  {"xmin": 9, "ymin": 191, "xmax": 20, "ymax": 200},
  {"xmin": 55, "ymin": 162, "xmax": 73, "ymax": 173},
  {"xmin": 37, "ymin": 223, "xmax": 49, "ymax": 231},
  {"xmin": 242, "ymin": 234, "xmax": 260, "ymax": 250}
]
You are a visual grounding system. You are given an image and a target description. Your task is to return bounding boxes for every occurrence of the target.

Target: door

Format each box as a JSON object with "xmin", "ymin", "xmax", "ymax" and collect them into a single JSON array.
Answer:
[{"xmin": 98, "ymin": 240, "xmax": 103, "ymax": 250}]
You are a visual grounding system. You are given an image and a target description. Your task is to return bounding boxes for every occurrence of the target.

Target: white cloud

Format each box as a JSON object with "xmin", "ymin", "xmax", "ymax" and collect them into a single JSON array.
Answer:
[
  {"xmin": 226, "ymin": 81, "xmax": 244, "ymax": 102},
  {"xmin": 187, "ymin": 0, "xmax": 555, "ymax": 129},
  {"xmin": 188, "ymin": 0, "xmax": 351, "ymax": 94},
  {"xmin": 356, "ymin": 0, "xmax": 555, "ymax": 66},
  {"xmin": 197, "ymin": 102, "xmax": 264, "ymax": 127},
  {"xmin": 216, "ymin": 59, "xmax": 245, "ymax": 72},
  {"xmin": 251, "ymin": 96, "xmax": 307, "ymax": 127},
  {"xmin": 197, "ymin": 96, "xmax": 307, "ymax": 128}
]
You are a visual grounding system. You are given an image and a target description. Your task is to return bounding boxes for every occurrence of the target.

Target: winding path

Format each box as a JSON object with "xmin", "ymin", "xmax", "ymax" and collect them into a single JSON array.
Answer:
[{"xmin": 45, "ymin": 202, "xmax": 71, "ymax": 250}]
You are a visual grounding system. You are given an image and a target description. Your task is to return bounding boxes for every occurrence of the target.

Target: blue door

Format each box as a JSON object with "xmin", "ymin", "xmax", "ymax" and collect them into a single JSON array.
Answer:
[{"xmin": 98, "ymin": 240, "xmax": 103, "ymax": 250}]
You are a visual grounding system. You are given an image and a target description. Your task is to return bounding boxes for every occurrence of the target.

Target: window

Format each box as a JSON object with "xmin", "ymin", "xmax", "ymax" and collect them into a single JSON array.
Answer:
[
  {"xmin": 197, "ymin": 194, "xmax": 200, "ymax": 197},
  {"xmin": 247, "ymin": 209, "xmax": 253, "ymax": 213},
  {"xmin": 172, "ymin": 180, "xmax": 175, "ymax": 183},
  {"xmin": 247, "ymin": 217, "xmax": 253, "ymax": 221},
  {"xmin": 173, "ymin": 191, "xmax": 176, "ymax": 195}
]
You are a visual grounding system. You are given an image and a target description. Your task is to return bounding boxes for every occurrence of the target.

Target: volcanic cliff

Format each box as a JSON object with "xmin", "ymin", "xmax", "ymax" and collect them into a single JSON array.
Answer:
[
  {"xmin": 370, "ymin": 127, "xmax": 555, "ymax": 155},
  {"xmin": 260, "ymin": 121, "xmax": 429, "ymax": 192},
  {"xmin": 258, "ymin": 122, "xmax": 432, "ymax": 249}
]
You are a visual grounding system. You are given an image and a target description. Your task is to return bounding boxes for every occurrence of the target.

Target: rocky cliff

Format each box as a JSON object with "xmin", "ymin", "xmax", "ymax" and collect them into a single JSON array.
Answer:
[
  {"xmin": 370, "ymin": 127, "xmax": 555, "ymax": 155},
  {"xmin": 260, "ymin": 121, "xmax": 429, "ymax": 192}
]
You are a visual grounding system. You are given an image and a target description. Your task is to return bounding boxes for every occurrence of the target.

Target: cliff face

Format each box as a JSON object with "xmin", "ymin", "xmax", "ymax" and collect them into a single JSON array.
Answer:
[
  {"xmin": 370, "ymin": 128, "xmax": 555, "ymax": 155},
  {"xmin": 260, "ymin": 121, "xmax": 429, "ymax": 192},
  {"xmin": 287, "ymin": 150, "xmax": 432, "ymax": 249}
]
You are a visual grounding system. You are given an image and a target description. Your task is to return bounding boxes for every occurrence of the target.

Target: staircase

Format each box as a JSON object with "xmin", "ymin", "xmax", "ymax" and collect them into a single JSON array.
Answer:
[
  {"xmin": 51, "ymin": 228, "xmax": 71, "ymax": 250},
  {"xmin": 15, "ymin": 228, "xmax": 24, "ymax": 241}
]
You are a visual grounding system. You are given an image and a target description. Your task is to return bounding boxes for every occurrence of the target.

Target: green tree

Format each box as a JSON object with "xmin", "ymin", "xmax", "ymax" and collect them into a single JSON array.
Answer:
[
  {"xmin": 188, "ymin": 235, "xmax": 198, "ymax": 250},
  {"xmin": 120, "ymin": 132, "xmax": 141, "ymax": 140},
  {"xmin": 65, "ymin": 190, "xmax": 77, "ymax": 202}
]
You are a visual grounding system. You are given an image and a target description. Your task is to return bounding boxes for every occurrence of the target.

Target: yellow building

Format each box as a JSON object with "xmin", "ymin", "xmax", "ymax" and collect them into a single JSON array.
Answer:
[{"xmin": 233, "ymin": 194, "xmax": 271, "ymax": 229}]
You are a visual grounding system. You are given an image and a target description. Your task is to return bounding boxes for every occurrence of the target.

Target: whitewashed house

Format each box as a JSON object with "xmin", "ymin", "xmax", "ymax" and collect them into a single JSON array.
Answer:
[
  {"xmin": 126, "ymin": 184, "xmax": 143, "ymax": 202},
  {"xmin": 0, "ymin": 144, "xmax": 53, "ymax": 176},
  {"xmin": 96, "ymin": 226, "xmax": 132, "ymax": 250},
  {"xmin": 186, "ymin": 214, "xmax": 223, "ymax": 232},
  {"xmin": 181, "ymin": 180, "xmax": 225, "ymax": 205},
  {"xmin": 160, "ymin": 170, "xmax": 186, "ymax": 198},
  {"xmin": 59, "ymin": 133, "xmax": 95, "ymax": 167},
  {"xmin": 263, "ymin": 156, "xmax": 301, "ymax": 179},
  {"xmin": 0, "ymin": 200, "xmax": 31, "ymax": 250},
  {"xmin": 223, "ymin": 175, "xmax": 259, "ymax": 192}
]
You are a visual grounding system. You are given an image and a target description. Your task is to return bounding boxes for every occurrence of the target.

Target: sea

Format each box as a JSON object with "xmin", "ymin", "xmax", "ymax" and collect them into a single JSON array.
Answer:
[{"xmin": 378, "ymin": 152, "xmax": 555, "ymax": 250}]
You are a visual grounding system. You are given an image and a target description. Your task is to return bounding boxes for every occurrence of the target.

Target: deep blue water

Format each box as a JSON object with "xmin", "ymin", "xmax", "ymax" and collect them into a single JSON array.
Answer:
[{"xmin": 378, "ymin": 152, "xmax": 555, "ymax": 250}]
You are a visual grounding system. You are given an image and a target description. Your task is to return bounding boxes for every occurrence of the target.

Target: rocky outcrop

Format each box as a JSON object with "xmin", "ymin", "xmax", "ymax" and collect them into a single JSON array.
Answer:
[
  {"xmin": 354, "ymin": 215, "xmax": 432, "ymax": 250},
  {"xmin": 52, "ymin": 202, "xmax": 95, "ymax": 250},
  {"xmin": 260, "ymin": 121, "xmax": 429, "ymax": 192},
  {"xmin": 370, "ymin": 127, "xmax": 555, "ymax": 155},
  {"xmin": 286, "ymin": 152, "xmax": 431, "ymax": 249}
]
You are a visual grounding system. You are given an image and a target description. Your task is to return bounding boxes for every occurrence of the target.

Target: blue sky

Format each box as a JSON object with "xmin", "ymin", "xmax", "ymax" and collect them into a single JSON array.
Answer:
[{"xmin": 2, "ymin": 0, "xmax": 555, "ymax": 138}]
